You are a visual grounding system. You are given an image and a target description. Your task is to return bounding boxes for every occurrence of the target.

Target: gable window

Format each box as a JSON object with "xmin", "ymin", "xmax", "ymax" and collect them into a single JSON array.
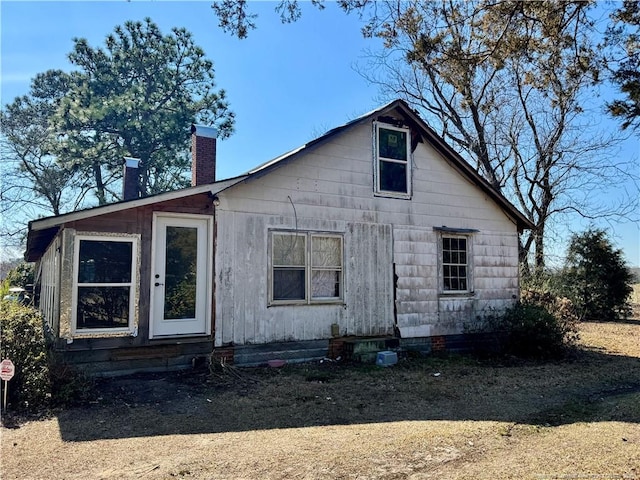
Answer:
[
  {"xmin": 270, "ymin": 231, "xmax": 343, "ymax": 305},
  {"xmin": 72, "ymin": 234, "xmax": 138, "ymax": 335},
  {"xmin": 374, "ymin": 122, "xmax": 411, "ymax": 197}
]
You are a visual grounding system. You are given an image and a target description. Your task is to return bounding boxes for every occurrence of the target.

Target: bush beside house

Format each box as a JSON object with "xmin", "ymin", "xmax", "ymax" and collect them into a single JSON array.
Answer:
[
  {"xmin": 0, "ymin": 298, "xmax": 51, "ymax": 412},
  {"xmin": 1, "ymin": 282, "xmax": 93, "ymax": 414}
]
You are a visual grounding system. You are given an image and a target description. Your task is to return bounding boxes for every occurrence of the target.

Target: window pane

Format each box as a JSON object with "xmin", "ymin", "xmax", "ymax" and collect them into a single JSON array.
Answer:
[
  {"xmin": 164, "ymin": 226, "xmax": 197, "ymax": 320},
  {"xmin": 380, "ymin": 161, "xmax": 407, "ymax": 193},
  {"xmin": 78, "ymin": 240, "xmax": 132, "ymax": 283},
  {"xmin": 312, "ymin": 270, "xmax": 340, "ymax": 298},
  {"xmin": 442, "ymin": 236, "xmax": 470, "ymax": 291},
  {"xmin": 273, "ymin": 234, "xmax": 305, "ymax": 266},
  {"xmin": 379, "ymin": 128, "xmax": 407, "ymax": 160},
  {"xmin": 77, "ymin": 286, "xmax": 129, "ymax": 329},
  {"xmin": 273, "ymin": 269, "xmax": 305, "ymax": 300},
  {"xmin": 312, "ymin": 237, "xmax": 342, "ymax": 267}
]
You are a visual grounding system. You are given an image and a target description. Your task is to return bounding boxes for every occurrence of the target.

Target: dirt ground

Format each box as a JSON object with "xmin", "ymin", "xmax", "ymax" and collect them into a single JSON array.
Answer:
[{"xmin": 1, "ymin": 318, "xmax": 639, "ymax": 480}]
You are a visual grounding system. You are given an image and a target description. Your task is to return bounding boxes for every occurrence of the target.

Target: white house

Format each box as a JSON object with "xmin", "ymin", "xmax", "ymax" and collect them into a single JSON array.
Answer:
[{"xmin": 26, "ymin": 99, "xmax": 532, "ymax": 374}]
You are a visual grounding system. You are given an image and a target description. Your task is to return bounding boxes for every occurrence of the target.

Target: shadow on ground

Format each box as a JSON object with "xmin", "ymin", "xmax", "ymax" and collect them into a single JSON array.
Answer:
[{"xmin": 52, "ymin": 347, "xmax": 640, "ymax": 442}]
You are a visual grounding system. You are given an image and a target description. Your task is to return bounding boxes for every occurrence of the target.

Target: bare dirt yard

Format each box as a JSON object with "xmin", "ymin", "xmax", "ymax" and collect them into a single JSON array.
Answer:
[{"xmin": 2, "ymin": 317, "xmax": 639, "ymax": 480}]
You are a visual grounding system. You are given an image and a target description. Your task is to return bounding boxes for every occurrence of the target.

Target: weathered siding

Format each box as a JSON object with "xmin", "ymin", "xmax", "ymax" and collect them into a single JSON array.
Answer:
[
  {"xmin": 215, "ymin": 114, "xmax": 520, "ymax": 346},
  {"xmin": 214, "ymin": 212, "xmax": 395, "ymax": 346},
  {"xmin": 38, "ymin": 235, "xmax": 61, "ymax": 334},
  {"xmin": 48, "ymin": 194, "xmax": 215, "ymax": 357},
  {"xmin": 393, "ymin": 227, "xmax": 519, "ymax": 336},
  {"xmin": 344, "ymin": 222, "xmax": 394, "ymax": 337}
]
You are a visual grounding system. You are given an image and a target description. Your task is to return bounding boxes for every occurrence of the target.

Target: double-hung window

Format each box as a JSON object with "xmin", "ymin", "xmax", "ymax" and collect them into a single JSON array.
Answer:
[
  {"xmin": 72, "ymin": 234, "xmax": 138, "ymax": 335},
  {"xmin": 441, "ymin": 235, "xmax": 471, "ymax": 293},
  {"xmin": 374, "ymin": 122, "xmax": 411, "ymax": 197},
  {"xmin": 270, "ymin": 231, "xmax": 343, "ymax": 305}
]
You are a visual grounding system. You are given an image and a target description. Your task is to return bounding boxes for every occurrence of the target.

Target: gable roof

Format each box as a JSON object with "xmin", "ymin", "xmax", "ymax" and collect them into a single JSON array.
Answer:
[
  {"xmin": 26, "ymin": 99, "xmax": 533, "ymax": 262},
  {"xmin": 242, "ymin": 99, "xmax": 533, "ymax": 231}
]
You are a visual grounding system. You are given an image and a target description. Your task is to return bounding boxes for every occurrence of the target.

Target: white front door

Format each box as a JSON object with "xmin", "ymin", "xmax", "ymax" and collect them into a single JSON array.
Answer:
[{"xmin": 150, "ymin": 214, "xmax": 212, "ymax": 338}]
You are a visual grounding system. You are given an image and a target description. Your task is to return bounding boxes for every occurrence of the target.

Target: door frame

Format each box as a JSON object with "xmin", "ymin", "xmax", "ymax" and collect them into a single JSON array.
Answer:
[{"xmin": 149, "ymin": 212, "xmax": 213, "ymax": 339}]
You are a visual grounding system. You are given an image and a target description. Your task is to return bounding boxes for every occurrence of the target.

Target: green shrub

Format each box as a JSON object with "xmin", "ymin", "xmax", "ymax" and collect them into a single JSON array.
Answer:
[
  {"xmin": 521, "ymin": 289, "xmax": 581, "ymax": 331},
  {"xmin": 0, "ymin": 300, "xmax": 51, "ymax": 412},
  {"xmin": 562, "ymin": 228, "xmax": 633, "ymax": 321},
  {"xmin": 0, "ymin": 300, "xmax": 94, "ymax": 413},
  {"xmin": 480, "ymin": 297, "xmax": 579, "ymax": 360},
  {"xmin": 4, "ymin": 262, "xmax": 35, "ymax": 289}
]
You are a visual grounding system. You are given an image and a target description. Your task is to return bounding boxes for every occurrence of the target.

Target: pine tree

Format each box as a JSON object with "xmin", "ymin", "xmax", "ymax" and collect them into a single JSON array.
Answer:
[{"xmin": 563, "ymin": 228, "xmax": 633, "ymax": 320}]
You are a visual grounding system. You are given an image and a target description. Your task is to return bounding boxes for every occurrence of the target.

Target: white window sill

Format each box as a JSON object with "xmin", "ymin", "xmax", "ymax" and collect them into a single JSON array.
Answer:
[
  {"xmin": 268, "ymin": 300, "xmax": 345, "ymax": 307},
  {"xmin": 438, "ymin": 291, "xmax": 475, "ymax": 298},
  {"xmin": 374, "ymin": 191, "xmax": 412, "ymax": 200}
]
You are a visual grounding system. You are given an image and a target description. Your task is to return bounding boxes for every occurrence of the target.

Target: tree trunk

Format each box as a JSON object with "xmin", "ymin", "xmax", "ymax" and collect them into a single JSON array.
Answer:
[
  {"xmin": 92, "ymin": 161, "xmax": 106, "ymax": 205},
  {"xmin": 518, "ymin": 236, "xmax": 531, "ymax": 278},
  {"xmin": 534, "ymin": 226, "xmax": 545, "ymax": 274}
]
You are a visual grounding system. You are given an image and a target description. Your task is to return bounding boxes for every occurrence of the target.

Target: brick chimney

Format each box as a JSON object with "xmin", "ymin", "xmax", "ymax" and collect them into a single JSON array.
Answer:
[
  {"xmin": 123, "ymin": 157, "xmax": 140, "ymax": 201},
  {"xmin": 191, "ymin": 125, "xmax": 218, "ymax": 186}
]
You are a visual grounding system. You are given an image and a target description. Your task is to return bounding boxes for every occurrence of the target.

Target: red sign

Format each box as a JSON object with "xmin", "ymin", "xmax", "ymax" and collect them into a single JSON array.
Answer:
[{"xmin": 0, "ymin": 359, "xmax": 15, "ymax": 381}]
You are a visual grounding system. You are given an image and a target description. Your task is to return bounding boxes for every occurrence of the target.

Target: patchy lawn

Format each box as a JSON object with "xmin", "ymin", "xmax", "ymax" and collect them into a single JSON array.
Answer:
[{"xmin": 2, "ymin": 319, "xmax": 639, "ymax": 480}]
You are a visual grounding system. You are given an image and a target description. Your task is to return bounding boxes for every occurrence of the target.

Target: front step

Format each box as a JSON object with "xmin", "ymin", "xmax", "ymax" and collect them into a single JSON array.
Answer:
[{"xmin": 341, "ymin": 337, "xmax": 400, "ymax": 363}]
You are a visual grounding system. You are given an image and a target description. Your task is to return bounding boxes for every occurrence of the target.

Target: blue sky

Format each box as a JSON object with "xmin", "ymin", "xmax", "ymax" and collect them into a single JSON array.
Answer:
[{"xmin": 1, "ymin": 1, "xmax": 638, "ymax": 266}]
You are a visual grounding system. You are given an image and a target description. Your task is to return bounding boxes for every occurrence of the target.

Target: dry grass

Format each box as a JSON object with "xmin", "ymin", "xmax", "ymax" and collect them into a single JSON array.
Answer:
[
  {"xmin": 2, "ymin": 316, "xmax": 640, "ymax": 480},
  {"xmin": 632, "ymin": 283, "xmax": 640, "ymax": 306}
]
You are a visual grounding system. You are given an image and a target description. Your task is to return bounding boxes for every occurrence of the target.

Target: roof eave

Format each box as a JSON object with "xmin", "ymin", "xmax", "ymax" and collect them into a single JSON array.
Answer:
[{"xmin": 25, "ymin": 175, "xmax": 249, "ymax": 261}]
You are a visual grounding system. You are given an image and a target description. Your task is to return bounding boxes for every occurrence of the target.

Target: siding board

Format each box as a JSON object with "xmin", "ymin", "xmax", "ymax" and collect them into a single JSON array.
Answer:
[{"xmin": 215, "ymin": 117, "xmax": 520, "ymax": 345}]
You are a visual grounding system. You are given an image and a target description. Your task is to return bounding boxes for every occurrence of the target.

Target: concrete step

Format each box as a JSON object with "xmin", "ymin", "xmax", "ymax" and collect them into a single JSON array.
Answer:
[{"xmin": 343, "ymin": 337, "xmax": 400, "ymax": 362}]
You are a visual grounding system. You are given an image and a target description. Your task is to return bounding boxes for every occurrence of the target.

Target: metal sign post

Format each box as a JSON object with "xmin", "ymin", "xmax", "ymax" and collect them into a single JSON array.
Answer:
[{"xmin": 0, "ymin": 359, "xmax": 15, "ymax": 412}]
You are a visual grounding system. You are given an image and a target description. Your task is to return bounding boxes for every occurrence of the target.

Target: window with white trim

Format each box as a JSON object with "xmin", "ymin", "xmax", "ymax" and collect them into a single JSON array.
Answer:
[
  {"xmin": 270, "ymin": 231, "xmax": 343, "ymax": 305},
  {"xmin": 374, "ymin": 122, "xmax": 411, "ymax": 197},
  {"xmin": 441, "ymin": 235, "xmax": 470, "ymax": 292},
  {"xmin": 72, "ymin": 235, "xmax": 138, "ymax": 334}
]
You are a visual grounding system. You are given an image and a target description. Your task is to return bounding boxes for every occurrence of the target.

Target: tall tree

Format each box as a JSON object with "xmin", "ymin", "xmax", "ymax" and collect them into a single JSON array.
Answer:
[
  {"xmin": 606, "ymin": 0, "xmax": 640, "ymax": 132},
  {"xmin": 211, "ymin": 1, "xmax": 637, "ymax": 272},
  {"xmin": 350, "ymin": 0, "xmax": 636, "ymax": 271},
  {"xmin": 1, "ymin": 71, "xmax": 90, "ymax": 244},
  {"xmin": 211, "ymin": 0, "xmax": 325, "ymax": 39},
  {"xmin": 562, "ymin": 228, "xmax": 634, "ymax": 320},
  {"xmin": 55, "ymin": 18, "xmax": 235, "ymax": 203},
  {"xmin": 1, "ymin": 19, "xmax": 235, "ymax": 250}
]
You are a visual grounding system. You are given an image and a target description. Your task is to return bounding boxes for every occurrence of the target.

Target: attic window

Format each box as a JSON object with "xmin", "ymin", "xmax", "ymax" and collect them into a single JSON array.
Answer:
[{"xmin": 374, "ymin": 122, "xmax": 411, "ymax": 198}]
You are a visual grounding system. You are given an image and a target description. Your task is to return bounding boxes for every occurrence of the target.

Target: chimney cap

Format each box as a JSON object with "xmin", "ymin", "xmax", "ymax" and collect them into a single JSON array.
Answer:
[
  {"xmin": 191, "ymin": 124, "xmax": 218, "ymax": 139},
  {"xmin": 124, "ymin": 157, "xmax": 140, "ymax": 168}
]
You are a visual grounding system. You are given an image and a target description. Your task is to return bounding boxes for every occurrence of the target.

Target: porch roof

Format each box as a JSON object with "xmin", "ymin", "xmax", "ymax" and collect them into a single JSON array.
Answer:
[{"xmin": 25, "ymin": 175, "xmax": 248, "ymax": 261}]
